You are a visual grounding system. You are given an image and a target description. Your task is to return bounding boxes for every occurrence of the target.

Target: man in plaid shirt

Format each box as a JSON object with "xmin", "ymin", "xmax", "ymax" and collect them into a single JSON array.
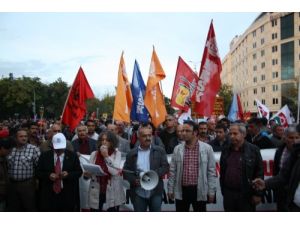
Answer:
[
  {"xmin": 168, "ymin": 120, "xmax": 217, "ymax": 211},
  {"xmin": 6, "ymin": 128, "xmax": 40, "ymax": 211}
]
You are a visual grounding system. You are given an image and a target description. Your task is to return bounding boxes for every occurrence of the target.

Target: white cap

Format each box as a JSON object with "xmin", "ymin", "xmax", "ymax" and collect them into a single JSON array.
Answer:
[{"xmin": 52, "ymin": 133, "xmax": 66, "ymax": 149}]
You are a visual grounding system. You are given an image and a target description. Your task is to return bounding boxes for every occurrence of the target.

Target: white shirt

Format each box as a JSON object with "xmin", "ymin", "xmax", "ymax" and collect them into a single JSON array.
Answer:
[
  {"xmin": 137, "ymin": 146, "xmax": 150, "ymax": 173},
  {"xmin": 293, "ymin": 182, "xmax": 300, "ymax": 207},
  {"xmin": 136, "ymin": 146, "xmax": 151, "ymax": 198}
]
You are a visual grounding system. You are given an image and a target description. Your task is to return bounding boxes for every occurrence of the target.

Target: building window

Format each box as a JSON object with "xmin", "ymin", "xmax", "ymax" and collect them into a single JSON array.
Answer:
[
  {"xmin": 272, "ymin": 71, "xmax": 279, "ymax": 78},
  {"xmin": 254, "ymin": 88, "xmax": 257, "ymax": 94},
  {"xmin": 262, "ymin": 99, "xmax": 266, "ymax": 104},
  {"xmin": 282, "ymin": 83, "xmax": 294, "ymax": 108},
  {"xmin": 261, "ymin": 50, "xmax": 265, "ymax": 57},
  {"xmin": 281, "ymin": 14, "xmax": 294, "ymax": 40},
  {"xmin": 272, "ymin": 59, "xmax": 278, "ymax": 65},
  {"xmin": 253, "ymin": 42, "xmax": 257, "ymax": 48},
  {"xmin": 253, "ymin": 53, "xmax": 257, "ymax": 60},
  {"xmin": 254, "ymin": 101, "xmax": 257, "ymax": 106},
  {"xmin": 272, "ymin": 45, "xmax": 278, "ymax": 52},
  {"xmin": 260, "ymin": 25, "xmax": 264, "ymax": 33},
  {"xmin": 261, "ymin": 62, "xmax": 265, "ymax": 69},
  {"xmin": 261, "ymin": 87, "xmax": 265, "ymax": 93},
  {"xmin": 272, "ymin": 33, "xmax": 278, "ymax": 40},
  {"xmin": 261, "ymin": 38, "xmax": 265, "ymax": 45},
  {"xmin": 253, "ymin": 30, "xmax": 256, "ymax": 37},
  {"xmin": 253, "ymin": 77, "xmax": 257, "ymax": 83},
  {"xmin": 299, "ymin": 40, "xmax": 300, "ymax": 46},
  {"xmin": 273, "ymin": 98, "xmax": 279, "ymax": 104},
  {"xmin": 253, "ymin": 65, "xmax": 257, "ymax": 71},
  {"xmin": 272, "ymin": 19, "xmax": 277, "ymax": 27},
  {"xmin": 281, "ymin": 41, "xmax": 294, "ymax": 80},
  {"xmin": 273, "ymin": 84, "xmax": 278, "ymax": 91},
  {"xmin": 261, "ymin": 74, "xmax": 266, "ymax": 80}
]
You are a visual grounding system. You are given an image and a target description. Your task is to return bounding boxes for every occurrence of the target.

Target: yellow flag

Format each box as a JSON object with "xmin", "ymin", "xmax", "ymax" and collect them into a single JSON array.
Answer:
[
  {"xmin": 113, "ymin": 52, "xmax": 133, "ymax": 123},
  {"xmin": 144, "ymin": 48, "xmax": 167, "ymax": 127}
]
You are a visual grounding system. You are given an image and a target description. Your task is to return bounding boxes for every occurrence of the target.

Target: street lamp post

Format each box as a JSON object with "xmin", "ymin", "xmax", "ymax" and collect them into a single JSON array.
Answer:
[
  {"xmin": 39, "ymin": 106, "xmax": 44, "ymax": 120},
  {"xmin": 32, "ymin": 89, "xmax": 36, "ymax": 118}
]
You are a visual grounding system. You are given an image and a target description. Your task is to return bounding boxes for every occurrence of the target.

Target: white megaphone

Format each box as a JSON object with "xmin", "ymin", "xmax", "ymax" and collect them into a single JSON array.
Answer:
[{"xmin": 139, "ymin": 170, "xmax": 159, "ymax": 191}]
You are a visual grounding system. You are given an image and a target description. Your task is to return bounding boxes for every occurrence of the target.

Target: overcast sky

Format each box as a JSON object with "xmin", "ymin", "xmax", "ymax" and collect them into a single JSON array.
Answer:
[{"xmin": 0, "ymin": 12, "xmax": 260, "ymax": 99}]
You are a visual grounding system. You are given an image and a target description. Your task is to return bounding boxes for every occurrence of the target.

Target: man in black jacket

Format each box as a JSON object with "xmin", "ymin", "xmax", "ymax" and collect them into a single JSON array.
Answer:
[
  {"xmin": 247, "ymin": 118, "xmax": 274, "ymax": 149},
  {"xmin": 209, "ymin": 123, "xmax": 230, "ymax": 152},
  {"xmin": 272, "ymin": 126, "xmax": 300, "ymax": 211},
  {"xmin": 253, "ymin": 124, "xmax": 300, "ymax": 211},
  {"xmin": 220, "ymin": 123, "xmax": 264, "ymax": 211},
  {"xmin": 37, "ymin": 133, "xmax": 82, "ymax": 211}
]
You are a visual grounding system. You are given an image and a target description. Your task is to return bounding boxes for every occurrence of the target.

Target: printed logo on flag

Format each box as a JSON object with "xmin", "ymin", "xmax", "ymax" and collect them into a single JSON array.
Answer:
[
  {"xmin": 274, "ymin": 112, "xmax": 288, "ymax": 127},
  {"xmin": 258, "ymin": 106, "xmax": 268, "ymax": 118}
]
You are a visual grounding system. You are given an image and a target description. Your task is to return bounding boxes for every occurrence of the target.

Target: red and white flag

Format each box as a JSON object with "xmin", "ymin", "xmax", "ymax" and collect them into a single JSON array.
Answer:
[
  {"xmin": 171, "ymin": 56, "xmax": 198, "ymax": 112},
  {"xmin": 255, "ymin": 99, "xmax": 270, "ymax": 120},
  {"xmin": 270, "ymin": 105, "xmax": 294, "ymax": 128},
  {"xmin": 194, "ymin": 21, "xmax": 222, "ymax": 117}
]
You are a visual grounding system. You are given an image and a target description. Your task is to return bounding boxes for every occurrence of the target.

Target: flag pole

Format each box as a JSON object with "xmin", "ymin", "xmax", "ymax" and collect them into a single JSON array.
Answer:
[{"xmin": 61, "ymin": 67, "xmax": 80, "ymax": 121}]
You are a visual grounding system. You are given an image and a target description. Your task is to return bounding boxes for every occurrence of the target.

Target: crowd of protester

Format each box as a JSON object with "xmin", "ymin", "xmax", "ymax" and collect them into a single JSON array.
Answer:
[{"xmin": 0, "ymin": 114, "xmax": 300, "ymax": 212}]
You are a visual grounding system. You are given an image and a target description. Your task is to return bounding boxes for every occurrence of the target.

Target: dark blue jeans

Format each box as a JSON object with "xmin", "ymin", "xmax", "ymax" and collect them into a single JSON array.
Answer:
[{"xmin": 133, "ymin": 194, "xmax": 162, "ymax": 212}]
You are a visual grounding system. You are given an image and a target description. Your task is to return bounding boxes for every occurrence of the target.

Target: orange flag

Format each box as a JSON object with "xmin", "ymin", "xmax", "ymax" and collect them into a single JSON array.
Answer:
[
  {"xmin": 144, "ymin": 47, "xmax": 167, "ymax": 127},
  {"xmin": 61, "ymin": 67, "xmax": 94, "ymax": 131},
  {"xmin": 113, "ymin": 52, "xmax": 133, "ymax": 123}
]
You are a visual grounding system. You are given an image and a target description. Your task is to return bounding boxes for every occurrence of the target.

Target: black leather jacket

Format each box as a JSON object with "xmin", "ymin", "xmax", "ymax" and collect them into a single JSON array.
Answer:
[
  {"xmin": 220, "ymin": 141, "xmax": 264, "ymax": 198},
  {"xmin": 266, "ymin": 143, "xmax": 300, "ymax": 207}
]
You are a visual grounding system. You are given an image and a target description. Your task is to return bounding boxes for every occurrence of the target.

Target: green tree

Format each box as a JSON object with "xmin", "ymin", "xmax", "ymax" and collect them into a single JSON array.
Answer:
[
  {"xmin": 282, "ymin": 83, "xmax": 297, "ymax": 119},
  {"xmin": 0, "ymin": 76, "xmax": 70, "ymax": 119},
  {"xmin": 98, "ymin": 93, "xmax": 115, "ymax": 119},
  {"xmin": 0, "ymin": 76, "xmax": 47, "ymax": 119},
  {"xmin": 44, "ymin": 78, "xmax": 69, "ymax": 119},
  {"xmin": 86, "ymin": 98, "xmax": 102, "ymax": 117},
  {"xmin": 218, "ymin": 84, "xmax": 233, "ymax": 115}
]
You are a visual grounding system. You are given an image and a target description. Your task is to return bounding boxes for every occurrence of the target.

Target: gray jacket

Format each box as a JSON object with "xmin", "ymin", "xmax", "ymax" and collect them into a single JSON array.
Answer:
[{"xmin": 167, "ymin": 141, "xmax": 217, "ymax": 201}]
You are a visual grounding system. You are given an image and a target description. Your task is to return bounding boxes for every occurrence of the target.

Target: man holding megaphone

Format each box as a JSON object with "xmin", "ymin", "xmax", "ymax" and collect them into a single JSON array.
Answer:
[{"xmin": 123, "ymin": 124, "xmax": 169, "ymax": 212}]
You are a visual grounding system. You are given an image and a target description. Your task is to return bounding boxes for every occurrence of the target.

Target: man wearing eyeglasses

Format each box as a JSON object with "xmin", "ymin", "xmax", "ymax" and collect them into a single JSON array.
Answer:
[
  {"xmin": 167, "ymin": 120, "xmax": 217, "ymax": 211},
  {"xmin": 40, "ymin": 124, "xmax": 73, "ymax": 153}
]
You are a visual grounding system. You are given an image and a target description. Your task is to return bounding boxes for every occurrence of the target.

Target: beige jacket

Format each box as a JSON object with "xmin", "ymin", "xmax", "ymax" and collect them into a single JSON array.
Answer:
[
  {"xmin": 87, "ymin": 149, "xmax": 126, "ymax": 209},
  {"xmin": 167, "ymin": 141, "xmax": 217, "ymax": 201}
]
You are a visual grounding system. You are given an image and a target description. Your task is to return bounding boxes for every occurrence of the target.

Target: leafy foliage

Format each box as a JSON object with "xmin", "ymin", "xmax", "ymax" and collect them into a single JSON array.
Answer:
[
  {"xmin": 218, "ymin": 83, "xmax": 233, "ymax": 115},
  {"xmin": 0, "ymin": 76, "xmax": 69, "ymax": 119}
]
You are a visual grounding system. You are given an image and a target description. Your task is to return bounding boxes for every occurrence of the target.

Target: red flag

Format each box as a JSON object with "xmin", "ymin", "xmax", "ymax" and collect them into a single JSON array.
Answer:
[
  {"xmin": 236, "ymin": 94, "xmax": 244, "ymax": 121},
  {"xmin": 195, "ymin": 21, "xmax": 222, "ymax": 116},
  {"xmin": 243, "ymin": 111, "xmax": 251, "ymax": 121},
  {"xmin": 170, "ymin": 57, "xmax": 198, "ymax": 112},
  {"xmin": 61, "ymin": 67, "xmax": 94, "ymax": 131}
]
